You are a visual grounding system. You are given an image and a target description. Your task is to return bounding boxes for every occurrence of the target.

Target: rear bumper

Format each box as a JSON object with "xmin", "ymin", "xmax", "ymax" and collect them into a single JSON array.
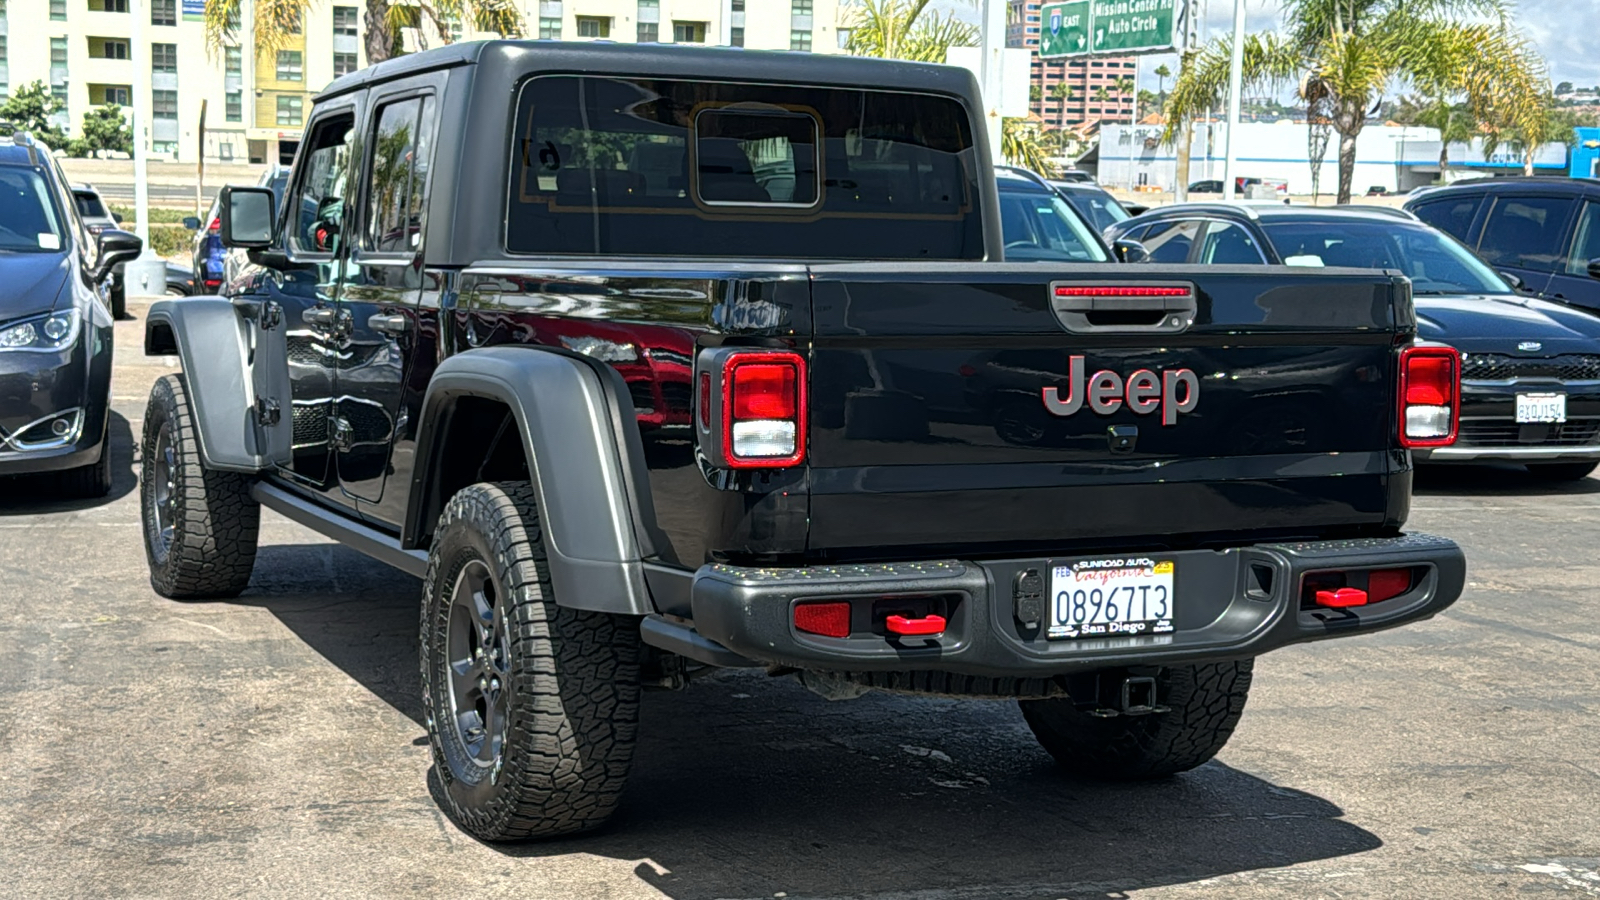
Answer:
[
  {"xmin": 678, "ymin": 533, "xmax": 1465, "ymax": 677},
  {"xmin": 1422, "ymin": 382, "xmax": 1600, "ymax": 462}
]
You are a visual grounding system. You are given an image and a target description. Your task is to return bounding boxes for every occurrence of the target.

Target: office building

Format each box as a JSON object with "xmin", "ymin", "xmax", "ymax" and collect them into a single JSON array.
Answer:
[
  {"xmin": 1006, "ymin": 0, "xmax": 1137, "ymax": 130},
  {"xmin": 0, "ymin": 0, "xmax": 842, "ymax": 166}
]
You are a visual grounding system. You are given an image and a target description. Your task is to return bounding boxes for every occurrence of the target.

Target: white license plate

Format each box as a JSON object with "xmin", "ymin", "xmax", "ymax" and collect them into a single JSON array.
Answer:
[
  {"xmin": 1516, "ymin": 392, "xmax": 1566, "ymax": 424},
  {"xmin": 1048, "ymin": 558, "xmax": 1176, "ymax": 640}
]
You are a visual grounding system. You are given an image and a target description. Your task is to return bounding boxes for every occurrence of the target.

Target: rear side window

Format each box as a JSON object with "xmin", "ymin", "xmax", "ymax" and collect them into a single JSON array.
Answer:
[
  {"xmin": 507, "ymin": 75, "xmax": 983, "ymax": 259},
  {"xmin": 74, "ymin": 191, "xmax": 109, "ymax": 219},
  {"xmin": 1200, "ymin": 221, "xmax": 1266, "ymax": 264},
  {"xmin": 365, "ymin": 95, "xmax": 437, "ymax": 254},
  {"xmin": 1567, "ymin": 201, "xmax": 1600, "ymax": 274},
  {"xmin": 1140, "ymin": 219, "xmax": 1201, "ymax": 263},
  {"xmin": 1410, "ymin": 195, "xmax": 1479, "ymax": 241},
  {"xmin": 1477, "ymin": 195, "xmax": 1576, "ymax": 272}
]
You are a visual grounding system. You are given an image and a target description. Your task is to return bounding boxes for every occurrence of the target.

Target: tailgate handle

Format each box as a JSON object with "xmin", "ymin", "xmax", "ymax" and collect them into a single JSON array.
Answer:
[{"xmin": 1050, "ymin": 283, "xmax": 1197, "ymax": 334}]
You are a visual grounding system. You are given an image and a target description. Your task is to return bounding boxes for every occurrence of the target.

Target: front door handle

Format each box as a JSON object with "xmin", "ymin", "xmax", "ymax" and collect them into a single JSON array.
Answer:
[
  {"xmin": 368, "ymin": 313, "xmax": 409, "ymax": 335},
  {"xmin": 302, "ymin": 306, "xmax": 337, "ymax": 328}
]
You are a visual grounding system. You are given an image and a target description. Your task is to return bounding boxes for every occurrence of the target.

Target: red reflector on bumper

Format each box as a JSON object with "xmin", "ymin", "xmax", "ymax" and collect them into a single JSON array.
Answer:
[
  {"xmin": 1367, "ymin": 569, "xmax": 1411, "ymax": 603},
  {"xmin": 794, "ymin": 601, "xmax": 852, "ymax": 638},
  {"xmin": 886, "ymin": 613, "xmax": 947, "ymax": 636},
  {"xmin": 1315, "ymin": 587, "xmax": 1369, "ymax": 608}
]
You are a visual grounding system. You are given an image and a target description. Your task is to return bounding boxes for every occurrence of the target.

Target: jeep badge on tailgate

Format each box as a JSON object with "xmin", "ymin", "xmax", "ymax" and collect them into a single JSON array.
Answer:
[{"xmin": 1042, "ymin": 356, "xmax": 1200, "ymax": 425}]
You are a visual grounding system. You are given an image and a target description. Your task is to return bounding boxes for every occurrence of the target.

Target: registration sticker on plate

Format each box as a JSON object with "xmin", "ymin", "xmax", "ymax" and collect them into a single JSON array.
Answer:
[
  {"xmin": 1048, "ymin": 558, "xmax": 1176, "ymax": 640},
  {"xmin": 1516, "ymin": 392, "xmax": 1566, "ymax": 424}
]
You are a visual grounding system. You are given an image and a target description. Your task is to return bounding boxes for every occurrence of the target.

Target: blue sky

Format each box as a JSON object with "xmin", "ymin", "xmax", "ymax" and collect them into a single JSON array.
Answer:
[{"xmin": 942, "ymin": 0, "xmax": 1599, "ymax": 103}]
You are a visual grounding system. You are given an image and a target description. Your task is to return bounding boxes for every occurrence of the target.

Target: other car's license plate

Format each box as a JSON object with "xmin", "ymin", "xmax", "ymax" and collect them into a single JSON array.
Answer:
[
  {"xmin": 1516, "ymin": 392, "xmax": 1566, "ymax": 424},
  {"xmin": 1048, "ymin": 558, "xmax": 1175, "ymax": 640}
]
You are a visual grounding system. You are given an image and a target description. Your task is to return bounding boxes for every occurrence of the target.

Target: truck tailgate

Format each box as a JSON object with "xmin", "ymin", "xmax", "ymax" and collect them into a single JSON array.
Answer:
[{"xmin": 805, "ymin": 263, "xmax": 1413, "ymax": 558}]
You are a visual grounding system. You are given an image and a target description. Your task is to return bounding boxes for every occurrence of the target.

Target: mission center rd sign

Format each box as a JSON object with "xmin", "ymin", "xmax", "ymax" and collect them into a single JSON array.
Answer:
[{"xmin": 1039, "ymin": 0, "xmax": 1179, "ymax": 57}]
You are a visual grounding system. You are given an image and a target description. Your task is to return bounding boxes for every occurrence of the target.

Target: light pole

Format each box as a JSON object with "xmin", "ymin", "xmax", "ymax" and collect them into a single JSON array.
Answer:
[
  {"xmin": 126, "ymin": 0, "xmax": 168, "ymax": 298},
  {"xmin": 1220, "ymin": 0, "xmax": 1245, "ymax": 200},
  {"xmin": 979, "ymin": 0, "xmax": 1007, "ymax": 163}
]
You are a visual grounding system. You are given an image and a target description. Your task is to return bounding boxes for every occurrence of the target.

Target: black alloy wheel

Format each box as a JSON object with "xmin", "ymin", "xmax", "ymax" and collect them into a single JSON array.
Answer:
[{"xmin": 443, "ymin": 559, "xmax": 513, "ymax": 774}]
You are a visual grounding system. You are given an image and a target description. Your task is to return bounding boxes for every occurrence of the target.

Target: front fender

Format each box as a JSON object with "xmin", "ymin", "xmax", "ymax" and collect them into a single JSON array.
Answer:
[
  {"xmin": 144, "ymin": 297, "xmax": 266, "ymax": 472},
  {"xmin": 407, "ymin": 346, "xmax": 657, "ymax": 615}
]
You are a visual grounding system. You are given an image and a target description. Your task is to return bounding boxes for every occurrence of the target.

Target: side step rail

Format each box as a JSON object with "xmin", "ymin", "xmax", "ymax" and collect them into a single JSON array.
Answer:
[
  {"xmin": 641, "ymin": 614, "xmax": 758, "ymax": 668},
  {"xmin": 251, "ymin": 481, "xmax": 429, "ymax": 578}
]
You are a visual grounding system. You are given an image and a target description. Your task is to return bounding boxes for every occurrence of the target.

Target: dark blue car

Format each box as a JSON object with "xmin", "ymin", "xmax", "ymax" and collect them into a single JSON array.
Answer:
[
  {"xmin": 185, "ymin": 165, "xmax": 290, "ymax": 293},
  {"xmin": 1107, "ymin": 202, "xmax": 1600, "ymax": 480}
]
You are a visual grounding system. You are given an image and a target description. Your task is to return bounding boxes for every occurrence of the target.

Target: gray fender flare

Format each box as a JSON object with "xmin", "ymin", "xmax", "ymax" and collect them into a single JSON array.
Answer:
[
  {"xmin": 406, "ymin": 346, "xmax": 659, "ymax": 616},
  {"xmin": 143, "ymin": 297, "xmax": 268, "ymax": 473}
]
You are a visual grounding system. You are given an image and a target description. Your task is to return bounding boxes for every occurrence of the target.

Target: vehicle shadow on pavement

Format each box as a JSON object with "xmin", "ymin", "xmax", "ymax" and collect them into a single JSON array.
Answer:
[
  {"xmin": 522, "ymin": 672, "xmax": 1382, "ymax": 899},
  {"xmin": 0, "ymin": 411, "xmax": 138, "ymax": 513},
  {"xmin": 234, "ymin": 542, "xmax": 1381, "ymax": 900},
  {"xmin": 1413, "ymin": 463, "xmax": 1600, "ymax": 496}
]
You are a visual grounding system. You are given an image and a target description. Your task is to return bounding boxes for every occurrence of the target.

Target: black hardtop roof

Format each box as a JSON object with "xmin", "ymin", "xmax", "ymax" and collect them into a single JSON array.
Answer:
[{"xmin": 319, "ymin": 40, "xmax": 979, "ymax": 102}]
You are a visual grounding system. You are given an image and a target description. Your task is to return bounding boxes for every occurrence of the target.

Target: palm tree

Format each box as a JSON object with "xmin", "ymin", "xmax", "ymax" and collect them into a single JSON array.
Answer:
[
  {"xmin": 1114, "ymin": 76, "xmax": 1134, "ymax": 104},
  {"xmin": 841, "ymin": 0, "xmax": 977, "ymax": 63},
  {"xmin": 205, "ymin": 0, "xmax": 523, "ymax": 66},
  {"xmin": 1002, "ymin": 118, "xmax": 1057, "ymax": 175},
  {"xmin": 1092, "ymin": 85, "xmax": 1110, "ymax": 122},
  {"xmin": 1163, "ymin": 0, "xmax": 1540, "ymax": 204},
  {"xmin": 1154, "ymin": 63, "xmax": 1171, "ymax": 111},
  {"xmin": 1049, "ymin": 82, "xmax": 1072, "ymax": 131},
  {"xmin": 1414, "ymin": 101, "xmax": 1474, "ymax": 173},
  {"xmin": 1484, "ymin": 97, "xmax": 1575, "ymax": 176}
]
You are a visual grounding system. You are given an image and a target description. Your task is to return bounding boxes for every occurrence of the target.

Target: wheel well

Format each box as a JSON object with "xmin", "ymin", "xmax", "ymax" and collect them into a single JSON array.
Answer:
[
  {"xmin": 415, "ymin": 396, "xmax": 531, "ymax": 547},
  {"xmin": 145, "ymin": 320, "xmax": 178, "ymax": 356}
]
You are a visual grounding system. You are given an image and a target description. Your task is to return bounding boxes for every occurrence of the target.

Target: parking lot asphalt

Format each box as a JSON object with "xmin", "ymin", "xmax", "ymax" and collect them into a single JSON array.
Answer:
[{"xmin": 1, "ymin": 299, "xmax": 1597, "ymax": 900}]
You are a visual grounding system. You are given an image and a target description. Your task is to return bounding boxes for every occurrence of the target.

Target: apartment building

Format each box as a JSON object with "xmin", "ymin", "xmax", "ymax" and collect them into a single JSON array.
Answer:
[
  {"xmin": 1006, "ymin": 0, "xmax": 1136, "ymax": 131},
  {"xmin": 0, "ymin": 0, "xmax": 843, "ymax": 167}
]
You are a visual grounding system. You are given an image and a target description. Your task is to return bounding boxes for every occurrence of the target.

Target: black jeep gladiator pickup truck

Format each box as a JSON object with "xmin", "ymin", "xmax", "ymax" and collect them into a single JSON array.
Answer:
[{"xmin": 139, "ymin": 41, "xmax": 1467, "ymax": 841}]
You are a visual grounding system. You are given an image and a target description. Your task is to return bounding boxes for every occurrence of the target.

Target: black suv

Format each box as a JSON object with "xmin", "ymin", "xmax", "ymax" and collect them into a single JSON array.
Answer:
[
  {"xmin": 0, "ymin": 132, "xmax": 142, "ymax": 496},
  {"xmin": 1406, "ymin": 177, "xmax": 1600, "ymax": 313}
]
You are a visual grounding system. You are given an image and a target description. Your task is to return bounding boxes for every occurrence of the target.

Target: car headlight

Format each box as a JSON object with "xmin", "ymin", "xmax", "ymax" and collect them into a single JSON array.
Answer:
[{"xmin": 0, "ymin": 310, "xmax": 80, "ymax": 351}]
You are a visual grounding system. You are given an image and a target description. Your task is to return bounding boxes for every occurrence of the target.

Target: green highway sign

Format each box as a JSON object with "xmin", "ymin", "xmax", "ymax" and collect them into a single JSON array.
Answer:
[{"xmin": 1039, "ymin": 0, "xmax": 1178, "ymax": 58}]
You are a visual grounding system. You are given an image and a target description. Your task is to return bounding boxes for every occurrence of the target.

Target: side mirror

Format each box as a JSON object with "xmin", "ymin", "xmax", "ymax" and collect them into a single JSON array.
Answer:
[
  {"xmin": 1113, "ymin": 238, "xmax": 1150, "ymax": 264},
  {"xmin": 1587, "ymin": 258, "xmax": 1600, "ymax": 281},
  {"xmin": 181, "ymin": 216, "xmax": 201, "ymax": 230},
  {"xmin": 93, "ymin": 229, "xmax": 143, "ymax": 283},
  {"xmin": 219, "ymin": 186, "xmax": 276, "ymax": 250},
  {"xmin": 112, "ymin": 212, "xmax": 124, "ymax": 224},
  {"xmin": 1500, "ymin": 270, "xmax": 1526, "ymax": 292}
]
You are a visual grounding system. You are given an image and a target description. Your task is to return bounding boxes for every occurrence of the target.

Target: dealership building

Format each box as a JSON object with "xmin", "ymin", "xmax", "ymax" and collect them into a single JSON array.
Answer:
[{"xmin": 1093, "ymin": 120, "xmax": 1594, "ymax": 194}]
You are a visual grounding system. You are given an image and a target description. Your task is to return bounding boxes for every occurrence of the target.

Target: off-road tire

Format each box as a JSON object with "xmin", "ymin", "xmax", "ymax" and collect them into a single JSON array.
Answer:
[
  {"xmin": 140, "ymin": 373, "xmax": 260, "ymax": 599},
  {"xmin": 1528, "ymin": 461, "xmax": 1598, "ymax": 481},
  {"xmin": 1019, "ymin": 659, "xmax": 1254, "ymax": 780},
  {"xmin": 421, "ymin": 481, "xmax": 641, "ymax": 842},
  {"xmin": 54, "ymin": 425, "xmax": 112, "ymax": 499}
]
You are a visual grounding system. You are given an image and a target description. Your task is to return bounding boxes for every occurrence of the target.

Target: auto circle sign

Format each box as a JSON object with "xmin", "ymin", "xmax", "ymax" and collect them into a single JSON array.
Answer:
[{"xmin": 1039, "ymin": 0, "xmax": 1178, "ymax": 57}]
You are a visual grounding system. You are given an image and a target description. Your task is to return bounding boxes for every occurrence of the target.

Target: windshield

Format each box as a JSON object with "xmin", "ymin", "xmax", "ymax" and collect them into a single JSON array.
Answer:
[
  {"xmin": 998, "ymin": 190, "xmax": 1108, "ymax": 262},
  {"xmin": 1061, "ymin": 188, "xmax": 1129, "ymax": 232},
  {"xmin": 1263, "ymin": 220, "xmax": 1513, "ymax": 295},
  {"xmin": 0, "ymin": 167, "xmax": 65, "ymax": 253}
]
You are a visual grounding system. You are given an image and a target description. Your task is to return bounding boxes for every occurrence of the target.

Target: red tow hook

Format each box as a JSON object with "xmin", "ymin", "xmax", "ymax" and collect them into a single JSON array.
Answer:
[
  {"xmin": 1315, "ymin": 587, "xmax": 1369, "ymax": 608},
  {"xmin": 886, "ymin": 614, "xmax": 947, "ymax": 636}
]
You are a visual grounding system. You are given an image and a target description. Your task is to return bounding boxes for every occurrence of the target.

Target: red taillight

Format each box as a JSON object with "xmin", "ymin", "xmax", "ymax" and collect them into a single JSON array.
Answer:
[
  {"xmin": 204, "ymin": 279, "xmax": 221, "ymax": 289},
  {"xmin": 731, "ymin": 364, "xmax": 796, "ymax": 419},
  {"xmin": 1367, "ymin": 569, "xmax": 1411, "ymax": 603},
  {"xmin": 698, "ymin": 371, "xmax": 711, "ymax": 429},
  {"xmin": 207, "ymin": 217, "xmax": 221, "ymax": 233},
  {"xmin": 721, "ymin": 351, "xmax": 805, "ymax": 469},
  {"xmin": 1398, "ymin": 345, "xmax": 1460, "ymax": 448},
  {"xmin": 794, "ymin": 601, "xmax": 851, "ymax": 638}
]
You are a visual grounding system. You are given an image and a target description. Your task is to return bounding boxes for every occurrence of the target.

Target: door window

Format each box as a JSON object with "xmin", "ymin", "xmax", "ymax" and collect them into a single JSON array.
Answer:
[
  {"xmin": 1139, "ymin": 219, "xmax": 1201, "ymax": 263},
  {"xmin": 1477, "ymin": 195, "xmax": 1576, "ymax": 273},
  {"xmin": 287, "ymin": 113, "xmax": 357, "ymax": 256},
  {"xmin": 1200, "ymin": 221, "xmax": 1267, "ymax": 264},
  {"xmin": 365, "ymin": 96, "xmax": 437, "ymax": 253},
  {"xmin": 1410, "ymin": 195, "xmax": 1480, "ymax": 242},
  {"xmin": 1566, "ymin": 201, "xmax": 1600, "ymax": 274}
]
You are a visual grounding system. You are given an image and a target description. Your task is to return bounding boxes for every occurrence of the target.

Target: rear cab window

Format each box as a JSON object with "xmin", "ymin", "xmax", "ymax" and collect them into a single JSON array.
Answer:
[
  {"xmin": 506, "ymin": 75, "xmax": 984, "ymax": 259},
  {"xmin": 1476, "ymin": 194, "xmax": 1577, "ymax": 273}
]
